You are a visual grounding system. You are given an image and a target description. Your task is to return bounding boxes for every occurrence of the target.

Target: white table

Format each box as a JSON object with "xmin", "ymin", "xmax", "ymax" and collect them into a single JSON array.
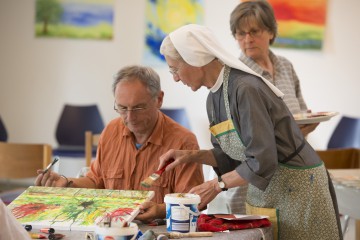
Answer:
[
  {"xmin": 34, "ymin": 224, "xmax": 273, "ymax": 240},
  {"xmin": 329, "ymin": 169, "xmax": 360, "ymax": 240}
]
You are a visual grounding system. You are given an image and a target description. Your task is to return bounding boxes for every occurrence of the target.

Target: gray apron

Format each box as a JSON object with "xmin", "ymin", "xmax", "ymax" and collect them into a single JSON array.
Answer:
[
  {"xmin": 209, "ymin": 66, "xmax": 340, "ymax": 240},
  {"xmin": 209, "ymin": 66, "xmax": 247, "ymax": 214}
]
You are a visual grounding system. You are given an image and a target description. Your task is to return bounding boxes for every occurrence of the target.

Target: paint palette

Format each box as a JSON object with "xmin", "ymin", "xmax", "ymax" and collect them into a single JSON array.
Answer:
[{"xmin": 8, "ymin": 186, "xmax": 154, "ymax": 231}]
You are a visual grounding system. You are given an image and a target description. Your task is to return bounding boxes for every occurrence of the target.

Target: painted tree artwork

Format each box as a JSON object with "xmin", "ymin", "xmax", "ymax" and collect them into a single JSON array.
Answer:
[
  {"xmin": 143, "ymin": 0, "xmax": 204, "ymax": 66},
  {"xmin": 35, "ymin": 0, "xmax": 114, "ymax": 40},
  {"xmin": 7, "ymin": 186, "xmax": 154, "ymax": 231}
]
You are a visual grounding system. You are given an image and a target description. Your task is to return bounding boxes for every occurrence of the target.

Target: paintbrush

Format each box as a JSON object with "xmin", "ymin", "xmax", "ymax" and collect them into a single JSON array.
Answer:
[
  {"xmin": 43, "ymin": 156, "xmax": 60, "ymax": 174},
  {"xmin": 141, "ymin": 159, "xmax": 174, "ymax": 188},
  {"xmin": 156, "ymin": 231, "xmax": 213, "ymax": 239}
]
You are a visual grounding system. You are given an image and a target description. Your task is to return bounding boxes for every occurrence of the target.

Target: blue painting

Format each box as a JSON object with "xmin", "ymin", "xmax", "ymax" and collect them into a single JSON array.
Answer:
[
  {"xmin": 143, "ymin": 0, "xmax": 204, "ymax": 67},
  {"xmin": 35, "ymin": 0, "xmax": 114, "ymax": 40}
]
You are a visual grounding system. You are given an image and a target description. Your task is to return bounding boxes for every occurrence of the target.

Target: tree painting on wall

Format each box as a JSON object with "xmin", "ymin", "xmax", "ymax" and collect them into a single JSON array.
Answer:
[
  {"xmin": 143, "ymin": 0, "xmax": 204, "ymax": 66},
  {"xmin": 35, "ymin": 0, "xmax": 114, "ymax": 40},
  {"xmin": 267, "ymin": 0, "xmax": 327, "ymax": 49}
]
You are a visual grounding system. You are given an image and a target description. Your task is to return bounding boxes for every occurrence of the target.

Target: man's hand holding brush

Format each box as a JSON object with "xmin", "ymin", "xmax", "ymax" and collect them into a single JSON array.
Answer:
[{"xmin": 34, "ymin": 156, "xmax": 68, "ymax": 187}]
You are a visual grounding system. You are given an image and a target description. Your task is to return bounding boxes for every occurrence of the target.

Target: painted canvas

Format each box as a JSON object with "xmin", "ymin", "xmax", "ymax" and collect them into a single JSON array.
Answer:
[
  {"xmin": 143, "ymin": 0, "xmax": 204, "ymax": 66},
  {"xmin": 267, "ymin": 0, "xmax": 327, "ymax": 49},
  {"xmin": 35, "ymin": 0, "xmax": 114, "ymax": 40},
  {"xmin": 7, "ymin": 186, "xmax": 154, "ymax": 231}
]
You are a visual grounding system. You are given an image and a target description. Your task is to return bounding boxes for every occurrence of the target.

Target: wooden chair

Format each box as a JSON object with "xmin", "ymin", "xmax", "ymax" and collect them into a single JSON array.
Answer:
[
  {"xmin": 316, "ymin": 148, "xmax": 360, "ymax": 237},
  {"xmin": 317, "ymin": 148, "xmax": 360, "ymax": 169},
  {"xmin": 0, "ymin": 142, "xmax": 52, "ymax": 179},
  {"xmin": 0, "ymin": 142, "xmax": 52, "ymax": 204},
  {"xmin": 85, "ymin": 131, "xmax": 100, "ymax": 167},
  {"xmin": 53, "ymin": 104, "xmax": 104, "ymax": 158}
]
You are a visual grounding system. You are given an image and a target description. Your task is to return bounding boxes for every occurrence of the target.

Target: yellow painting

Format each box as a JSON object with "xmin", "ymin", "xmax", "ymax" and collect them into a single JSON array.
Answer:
[{"xmin": 143, "ymin": 0, "xmax": 204, "ymax": 66}]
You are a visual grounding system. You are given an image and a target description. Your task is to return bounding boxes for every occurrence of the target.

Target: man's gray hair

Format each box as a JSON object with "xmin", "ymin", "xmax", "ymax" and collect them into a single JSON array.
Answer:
[{"xmin": 112, "ymin": 65, "xmax": 161, "ymax": 98}]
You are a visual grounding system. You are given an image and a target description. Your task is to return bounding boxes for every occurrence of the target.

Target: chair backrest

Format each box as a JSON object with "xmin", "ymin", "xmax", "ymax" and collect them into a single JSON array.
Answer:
[
  {"xmin": 0, "ymin": 116, "xmax": 8, "ymax": 142},
  {"xmin": 0, "ymin": 142, "xmax": 52, "ymax": 179},
  {"xmin": 316, "ymin": 148, "xmax": 360, "ymax": 169},
  {"xmin": 327, "ymin": 116, "xmax": 360, "ymax": 149},
  {"xmin": 55, "ymin": 104, "xmax": 104, "ymax": 147},
  {"xmin": 160, "ymin": 108, "xmax": 191, "ymax": 130},
  {"xmin": 85, "ymin": 131, "xmax": 101, "ymax": 167}
]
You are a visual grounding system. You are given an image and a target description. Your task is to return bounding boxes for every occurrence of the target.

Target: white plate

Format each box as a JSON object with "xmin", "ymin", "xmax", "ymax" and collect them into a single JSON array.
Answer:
[{"xmin": 294, "ymin": 111, "xmax": 338, "ymax": 124}]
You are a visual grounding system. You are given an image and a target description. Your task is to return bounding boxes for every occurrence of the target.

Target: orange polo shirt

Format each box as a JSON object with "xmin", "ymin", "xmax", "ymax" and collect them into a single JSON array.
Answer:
[{"xmin": 86, "ymin": 111, "xmax": 204, "ymax": 203}]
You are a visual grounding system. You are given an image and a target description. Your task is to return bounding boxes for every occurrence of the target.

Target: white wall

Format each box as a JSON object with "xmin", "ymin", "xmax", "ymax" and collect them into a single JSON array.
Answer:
[{"xmin": 1, "ymin": 0, "xmax": 360, "ymax": 155}]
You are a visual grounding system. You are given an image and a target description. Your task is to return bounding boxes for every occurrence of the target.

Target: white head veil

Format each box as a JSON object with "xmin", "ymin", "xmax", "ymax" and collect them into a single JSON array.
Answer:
[{"xmin": 168, "ymin": 24, "xmax": 284, "ymax": 98}]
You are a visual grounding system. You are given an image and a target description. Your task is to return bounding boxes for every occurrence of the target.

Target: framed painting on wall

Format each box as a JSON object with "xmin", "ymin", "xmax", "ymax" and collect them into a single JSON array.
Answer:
[
  {"xmin": 268, "ymin": 0, "xmax": 327, "ymax": 49},
  {"xmin": 8, "ymin": 186, "xmax": 154, "ymax": 231},
  {"xmin": 143, "ymin": 0, "xmax": 204, "ymax": 66},
  {"xmin": 35, "ymin": 0, "xmax": 114, "ymax": 40}
]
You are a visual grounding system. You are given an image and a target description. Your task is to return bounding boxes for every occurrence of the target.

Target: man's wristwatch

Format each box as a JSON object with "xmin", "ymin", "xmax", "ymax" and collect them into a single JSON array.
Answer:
[{"xmin": 218, "ymin": 176, "xmax": 228, "ymax": 191}]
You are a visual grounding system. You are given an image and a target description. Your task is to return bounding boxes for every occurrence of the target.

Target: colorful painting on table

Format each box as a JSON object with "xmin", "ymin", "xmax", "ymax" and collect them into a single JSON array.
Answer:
[
  {"xmin": 35, "ymin": 0, "xmax": 114, "ymax": 40},
  {"xmin": 8, "ymin": 186, "xmax": 154, "ymax": 231},
  {"xmin": 267, "ymin": 0, "xmax": 327, "ymax": 49},
  {"xmin": 143, "ymin": 0, "xmax": 204, "ymax": 66}
]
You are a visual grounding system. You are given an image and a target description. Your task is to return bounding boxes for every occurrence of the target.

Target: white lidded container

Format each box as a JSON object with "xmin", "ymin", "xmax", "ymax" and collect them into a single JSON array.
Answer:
[
  {"xmin": 94, "ymin": 222, "xmax": 138, "ymax": 240},
  {"xmin": 164, "ymin": 193, "xmax": 201, "ymax": 233}
]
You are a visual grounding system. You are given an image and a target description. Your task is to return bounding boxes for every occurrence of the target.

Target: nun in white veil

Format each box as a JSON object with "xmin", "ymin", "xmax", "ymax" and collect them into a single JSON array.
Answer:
[
  {"xmin": 158, "ymin": 24, "xmax": 342, "ymax": 240},
  {"xmin": 162, "ymin": 23, "xmax": 283, "ymax": 216}
]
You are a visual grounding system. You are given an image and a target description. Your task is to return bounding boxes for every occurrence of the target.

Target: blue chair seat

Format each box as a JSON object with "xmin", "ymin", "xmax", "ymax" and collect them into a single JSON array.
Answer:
[
  {"xmin": 53, "ymin": 149, "xmax": 85, "ymax": 158},
  {"xmin": 53, "ymin": 146, "xmax": 97, "ymax": 158},
  {"xmin": 0, "ymin": 116, "xmax": 8, "ymax": 142},
  {"xmin": 160, "ymin": 108, "xmax": 191, "ymax": 130},
  {"xmin": 327, "ymin": 116, "xmax": 360, "ymax": 149},
  {"xmin": 0, "ymin": 188, "xmax": 26, "ymax": 205},
  {"xmin": 54, "ymin": 104, "xmax": 104, "ymax": 158}
]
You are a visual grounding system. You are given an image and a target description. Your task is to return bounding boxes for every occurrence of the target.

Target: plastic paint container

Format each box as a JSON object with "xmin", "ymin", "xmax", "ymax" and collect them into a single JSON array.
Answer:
[
  {"xmin": 94, "ymin": 222, "xmax": 138, "ymax": 240},
  {"xmin": 164, "ymin": 193, "xmax": 201, "ymax": 233}
]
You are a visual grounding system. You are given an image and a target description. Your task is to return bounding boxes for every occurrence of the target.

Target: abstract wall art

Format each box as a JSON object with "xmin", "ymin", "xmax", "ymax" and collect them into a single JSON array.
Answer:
[
  {"xmin": 268, "ymin": 0, "xmax": 327, "ymax": 49},
  {"xmin": 143, "ymin": 0, "xmax": 204, "ymax": 66}
]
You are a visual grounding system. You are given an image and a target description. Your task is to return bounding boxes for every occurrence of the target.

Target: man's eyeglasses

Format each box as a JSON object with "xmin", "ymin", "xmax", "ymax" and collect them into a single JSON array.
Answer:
[
  {"xmin": 169, "ymin": 62, "xmax": 184, "ymax": 76},
  {"xmin": 114, "ymin": 102, "xmax": 148, "ymax": 116},
  {"xmin": 235, "ymin": 29, "xmax": 263, "ymax": 40}
]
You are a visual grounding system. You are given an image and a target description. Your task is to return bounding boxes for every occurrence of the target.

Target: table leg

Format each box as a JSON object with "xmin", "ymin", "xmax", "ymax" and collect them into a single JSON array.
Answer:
[{"xmin": 356, "ymin": 220, "xmax": 360, "ymax": 240}]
